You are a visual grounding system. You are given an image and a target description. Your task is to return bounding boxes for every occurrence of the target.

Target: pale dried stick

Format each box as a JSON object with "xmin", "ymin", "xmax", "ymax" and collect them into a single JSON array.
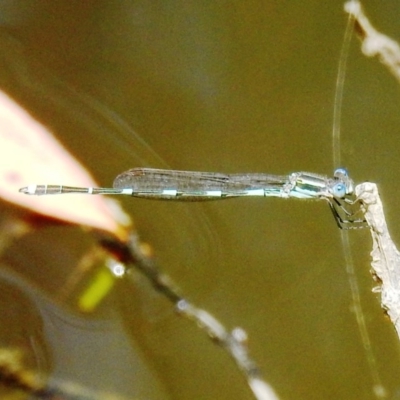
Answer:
[
  {"xmin": 120, "ymin": 233, "xmax": 281, "ymax": 400},
  {"xmin": 355, "ymin": 182, "xmax": 400, "ymax": 338},
  {"xmin": 344, "ymin": 0, "xmax": 400, "ymax": 83}
]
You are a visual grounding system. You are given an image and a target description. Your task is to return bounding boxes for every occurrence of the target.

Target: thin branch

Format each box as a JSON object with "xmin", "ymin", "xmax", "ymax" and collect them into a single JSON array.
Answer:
[
  {"xmin": 355, "ymin": 183, "xmax": 400, "ymax": 339},
  {"xmin": 100, "ymin": 232, "xmax": 280, "ymax": 400},
  {"xmin": 0, "ymin": 226, "xmax": 280, "ymax": 399},
  {"xmin": 343, "ymin": 0, "xmax": 400, "ymax": 340},
  {"xmin": 344, "ymin": 0, "xmax": 400, "ymax": 83}
]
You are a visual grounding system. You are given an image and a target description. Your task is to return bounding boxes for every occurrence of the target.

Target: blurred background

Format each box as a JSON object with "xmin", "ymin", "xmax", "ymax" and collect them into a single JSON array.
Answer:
[{"xmin": 0, "ymin": 1, "xmax": 400, "ymax": 399}]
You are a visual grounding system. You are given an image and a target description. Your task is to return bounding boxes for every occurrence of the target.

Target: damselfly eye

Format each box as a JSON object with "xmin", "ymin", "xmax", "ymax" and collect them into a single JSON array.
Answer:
[
  {"xmin": 333, "ymin": 168, "xmax": 349, "ymax": 179},
  {"xmin": 332, "ymin": 182, "xmax": 346, "ymax": 198}
]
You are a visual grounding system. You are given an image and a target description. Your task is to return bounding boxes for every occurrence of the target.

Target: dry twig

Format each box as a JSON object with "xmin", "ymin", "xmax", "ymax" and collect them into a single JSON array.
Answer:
[
  {"xmin": 345, "ymin": 0, "xmax": 400, "ymax": 83},
  {"xmin": 355, "ymin": 183, "xmax": 400, "ymax": 338},
  {"xmin": 101, "ymin": 232, "xmax": 280, "ymax": 400}
]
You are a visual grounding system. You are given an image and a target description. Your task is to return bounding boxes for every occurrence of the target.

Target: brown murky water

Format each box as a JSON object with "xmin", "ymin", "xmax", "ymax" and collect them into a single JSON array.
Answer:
[{"xmin": 1, "ymin": 1, "xmax": 400, "ymax": 399}]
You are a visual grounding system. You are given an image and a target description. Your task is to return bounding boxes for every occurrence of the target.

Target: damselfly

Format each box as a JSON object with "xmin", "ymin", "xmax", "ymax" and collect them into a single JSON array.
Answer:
[{"xmin": 19, "ymin": 166, "xmax": 366, "ymax": 229}]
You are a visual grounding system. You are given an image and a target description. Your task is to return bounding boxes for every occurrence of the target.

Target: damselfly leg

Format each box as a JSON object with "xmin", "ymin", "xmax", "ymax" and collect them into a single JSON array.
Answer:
[{"xmin": 327, "ymin": 196, "xmax": 368, "ymax": 230}]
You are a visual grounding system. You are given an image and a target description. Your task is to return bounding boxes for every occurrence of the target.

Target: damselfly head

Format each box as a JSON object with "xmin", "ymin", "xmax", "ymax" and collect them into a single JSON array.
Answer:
[{"xmin": 333, "ymin": 167, "xmax": 354, "ymax": 195}]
